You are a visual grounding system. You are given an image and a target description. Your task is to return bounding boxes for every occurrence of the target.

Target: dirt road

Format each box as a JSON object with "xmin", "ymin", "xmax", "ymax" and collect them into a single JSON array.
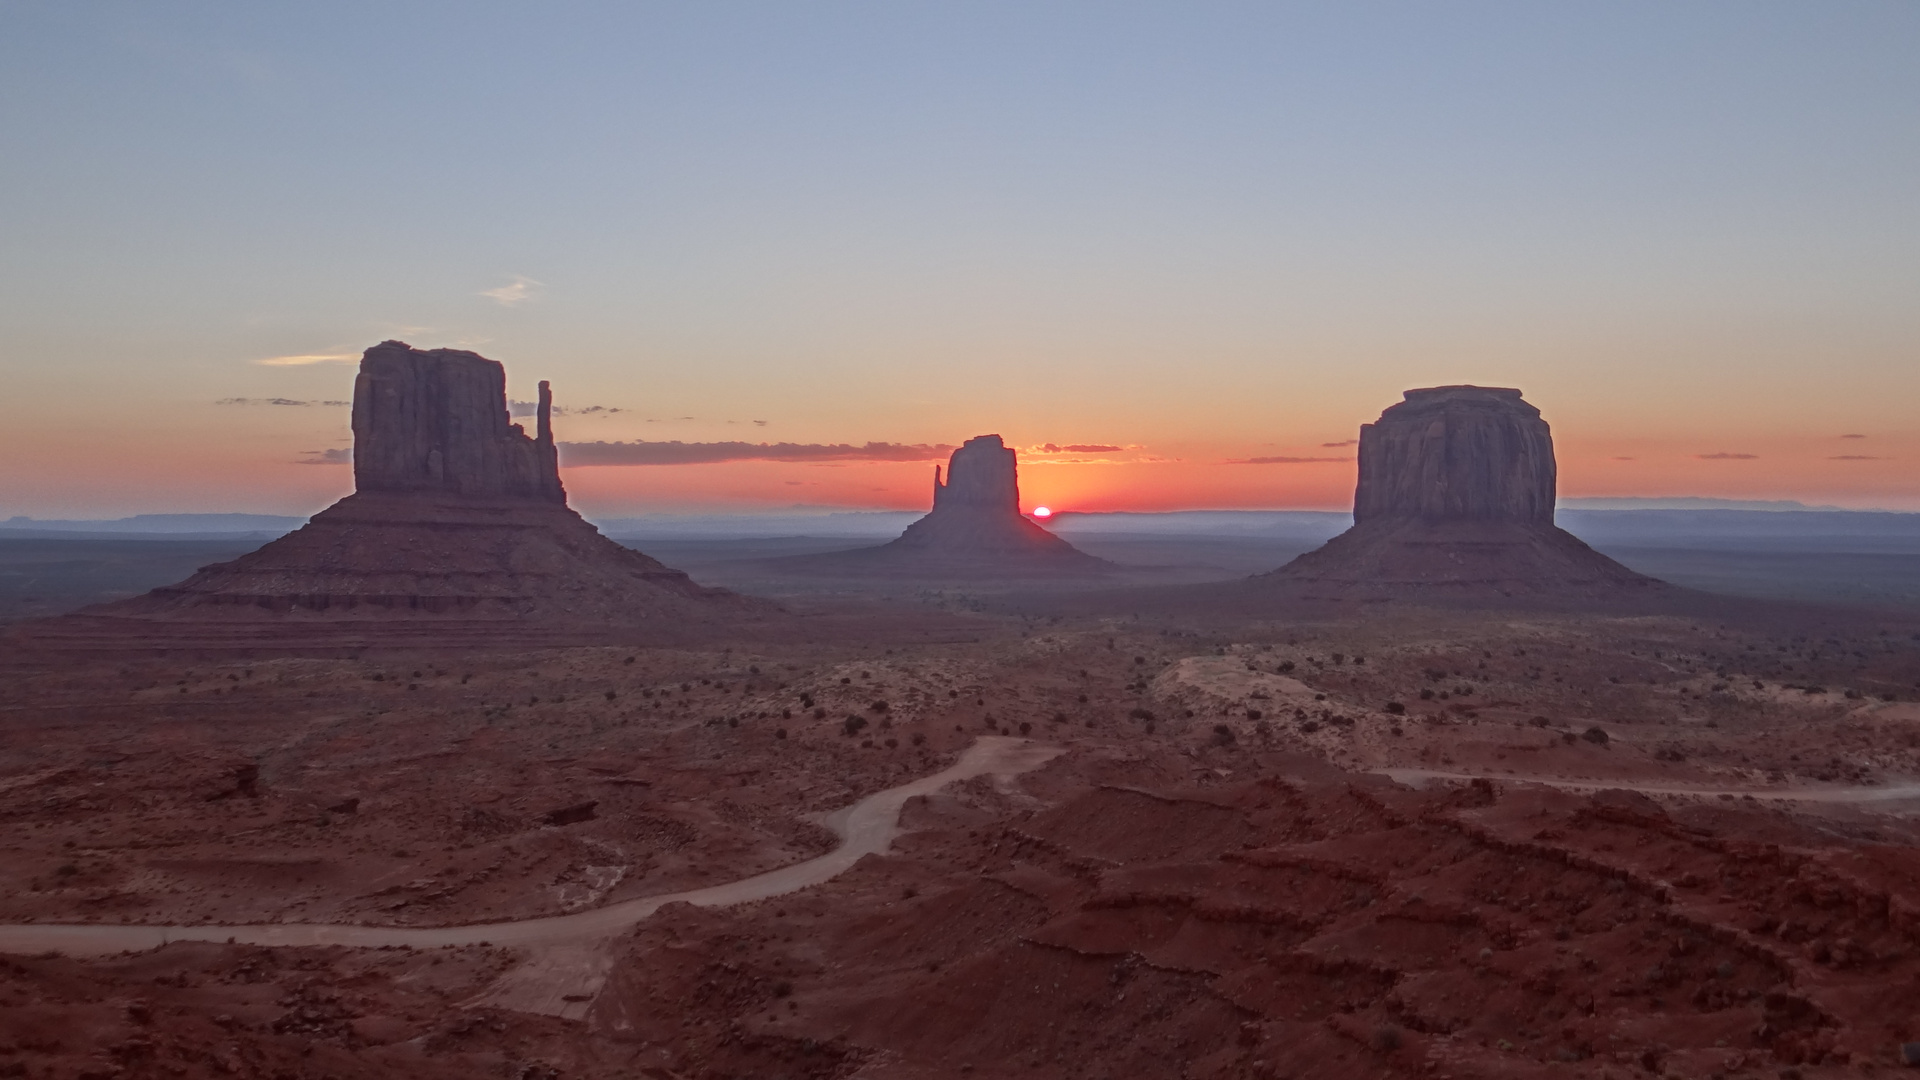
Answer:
[{"xmin": 0, "ymin": 737, "xmax": 1064, "ymax": 964}]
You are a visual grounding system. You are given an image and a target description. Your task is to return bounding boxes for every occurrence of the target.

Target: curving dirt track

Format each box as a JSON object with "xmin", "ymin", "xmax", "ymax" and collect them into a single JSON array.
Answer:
[{"xmin": 0, "ymin": 736, "xmax": 1064, "ymax": 963}]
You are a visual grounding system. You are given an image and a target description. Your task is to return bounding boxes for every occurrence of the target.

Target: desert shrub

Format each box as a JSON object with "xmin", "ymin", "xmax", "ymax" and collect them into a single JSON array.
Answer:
[
  {"xmin": 1582, "ymin": 726, "xmax": 1609, "ymax": 745},
  {"xmin": 843, "ymin": 715, "xmax": 868, "ymax": 736},
  {"xmin": 1384, "ymin": 701, "xmax": 1405, "ymax": 715}
]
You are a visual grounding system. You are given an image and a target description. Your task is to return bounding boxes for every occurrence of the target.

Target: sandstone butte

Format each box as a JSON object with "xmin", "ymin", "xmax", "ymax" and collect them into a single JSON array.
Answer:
[
  {"xmin": 781, "ymin": 434, "xmax": 1112, "ymax": 578},
  {"xmin": 1263, "ymin": 385, "xmax": 1660, "ymax": 599},
  {"xmin": 31, "ymin": 341, "xmax": 766, "ymax": 647}
]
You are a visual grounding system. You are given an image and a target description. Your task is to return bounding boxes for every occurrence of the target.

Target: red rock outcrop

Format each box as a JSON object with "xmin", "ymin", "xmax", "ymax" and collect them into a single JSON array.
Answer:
[
  {"xmin": 1266, "ymin": 386, "xmax": 1657, "ymax": 599},
  {"xmin": 890, "ymin": 436, "xmax": 1087, "ymax": 557},
  {"xmin": 1353, "ymin": 385, "xmax": 1555, "ymax": 524},
  {"xmin": 36, "ymin": 342, "xmax": 765, "ymax": 645},
  {"xmin": 351, "ymin": 341, "xmax": 564, "ymax": 502},
  {"xmin": 781, "ymin": 435, "xmax": 1109, "ymax": 578}
]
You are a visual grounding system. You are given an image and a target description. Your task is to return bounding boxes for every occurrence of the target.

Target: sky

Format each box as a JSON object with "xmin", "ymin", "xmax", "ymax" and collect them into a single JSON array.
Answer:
[{"xmin": 2, "ymin": 1, "xmax": 1917, "ymax": 518}]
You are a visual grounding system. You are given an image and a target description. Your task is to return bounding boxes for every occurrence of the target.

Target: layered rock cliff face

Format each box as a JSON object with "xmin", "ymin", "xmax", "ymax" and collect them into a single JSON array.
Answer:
[
  {"xmin": 75, "ymin": 342, "xmax": 763, "ymax": 641},
  {"xmin": 1352, "ymin": 386, "xmax": 1555, "ymax": 524},
  {"xmin": 1267, "ymin": 386, "xmax": 1656, "ymax": 599},
  {"xmin": 351, "ymin": 341, "xmax": 564, "ymax": 503},
  {"xmin": 782, "ymin": 435, "xmax": 1109, "ymax": 577}
]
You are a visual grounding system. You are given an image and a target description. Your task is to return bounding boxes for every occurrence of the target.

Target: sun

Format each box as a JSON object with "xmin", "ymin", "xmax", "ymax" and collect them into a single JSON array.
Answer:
[{"xmin": 1032, "ymin": 506, "xmax": 1052, "ymax": 518}]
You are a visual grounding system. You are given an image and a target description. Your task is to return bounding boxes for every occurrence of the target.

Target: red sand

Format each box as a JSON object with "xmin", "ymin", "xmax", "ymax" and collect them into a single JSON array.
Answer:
[{"xmin": 3, "ymin": 606, "xmax": 1920, "ymax": 1077}]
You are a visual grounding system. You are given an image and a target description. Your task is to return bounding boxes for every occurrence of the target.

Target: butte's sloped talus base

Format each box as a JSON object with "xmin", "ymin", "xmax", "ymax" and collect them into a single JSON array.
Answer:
[
  {"xmin": 11, "ymin": 495, "xmax": 775, "ymax": 652},
  {"xmin": 778, "ymin": 434, "xmax": 1113, "ymax": 580},
  {"xmin": 1262, "ymin": 516, "xmax": 1657, "ymax": 601},
  {"xmin": 105, "ymin": 493, "xmax": 738, "ymax": 621},
  {"xmin": 1261, "ymin": 385, "xmax": 1661, "ymax": 602}
]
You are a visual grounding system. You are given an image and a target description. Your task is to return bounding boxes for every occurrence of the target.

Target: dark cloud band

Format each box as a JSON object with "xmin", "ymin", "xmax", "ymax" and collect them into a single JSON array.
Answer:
[{"xmin": 558, "ymin": 440, "xmax": 955, "ymax": 466}]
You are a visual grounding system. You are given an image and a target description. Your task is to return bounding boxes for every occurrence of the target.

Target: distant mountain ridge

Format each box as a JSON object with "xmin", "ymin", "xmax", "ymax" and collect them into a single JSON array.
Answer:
[{"xmin": 2, "ymin": 514, "xmax": 309, "ymax": 537}]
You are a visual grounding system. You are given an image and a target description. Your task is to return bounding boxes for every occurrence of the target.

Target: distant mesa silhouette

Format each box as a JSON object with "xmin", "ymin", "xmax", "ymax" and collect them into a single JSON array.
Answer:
[
  {"xmin": 780, "ymin": 435, "xmax": 1111, "ymax": 578},
  {"xmin": 57, "ymin": 341, "xmax": 764, "ymax": 643},
  {"xmin": 1262, "ymin": 385, "xmax": 1659, "ymax": 598}
]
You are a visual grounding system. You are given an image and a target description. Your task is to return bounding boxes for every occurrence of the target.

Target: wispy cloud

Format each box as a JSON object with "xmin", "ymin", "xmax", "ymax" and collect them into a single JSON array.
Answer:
[
  {"xmin": 296, "ymin": 448, "xmax": 351, "ymax": 465},
  {"xmin": 1226, "ymin": 456, "xmax": 1350, "ymax": 465},
  {"xmin": 254, "ymin": 353, "xmax": 357, "ymax": 367},
  {"xmin": 482, "ymin": 275, "xmax": 543, "ymax": 307},
  {"xmin": 1696, "ymin": 452, "xmax": 1759, "ymax": 460},
  {"xmin": 1829, "ymin": 455, "xmax": 1884, "ymax": 461},
  {"xmin": 1032, "ymin": 443, "xmax": 1126, "ymax": 454},
  {"xmin": 1321, "ymin": 439, "xmax": 1358, "ymax": 447},
  {"xmin": 1840, "ymin": 433, "xmax": 1867, "ymax": 439},
  {"xmin": 559, "ymin": 440, "xmax": 954, "ymax": 466},
  {"xmin": 216, "ymin": 397, "xmax": 350, "ymax": 407}
]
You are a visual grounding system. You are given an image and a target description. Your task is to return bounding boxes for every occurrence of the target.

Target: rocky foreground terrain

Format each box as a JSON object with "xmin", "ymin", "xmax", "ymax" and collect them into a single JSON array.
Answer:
[{"xmin": 3, "ymin": 605, "xmax": 1920, "ymax": 1078}]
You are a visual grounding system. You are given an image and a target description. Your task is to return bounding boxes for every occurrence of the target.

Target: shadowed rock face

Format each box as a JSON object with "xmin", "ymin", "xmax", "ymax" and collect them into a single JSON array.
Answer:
[
  {"xmin": 1353, "ymin": 386, "xmax": 1555, "ymax": 524},
  {"xmin": 887, "ymin": 436, "xmax": 1094, "ymax": 562},
  {"xmin": 1266, "ymin": 386, "xmax": 1657, "ymax": 600},
  {"xmin": 352, "ymin": 341, "xmax": 564, "ymax": 503},
  {"xmin": 929, "ymin": 434, "xmax": 1020, "ymax": 515},
  {"xmin": 889, "ymin": 435, "xmax": 1061, "ymax": 554},
  {"xmin": 770, "ymin": 435, "xmax": 1109, "ymax": 578}
]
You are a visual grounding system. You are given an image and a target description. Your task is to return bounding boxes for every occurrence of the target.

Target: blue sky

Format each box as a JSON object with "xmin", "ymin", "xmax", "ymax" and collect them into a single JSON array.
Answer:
[{"xmin": 3, "ymin": 2, "xmax": 1917, "ymax": 514}]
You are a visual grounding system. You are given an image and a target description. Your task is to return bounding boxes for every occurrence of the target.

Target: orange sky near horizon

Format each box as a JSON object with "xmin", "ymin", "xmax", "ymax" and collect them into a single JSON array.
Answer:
[
  {"xmin": 3, "ymin": 8, "xmax": 1918, "ymax": 520},
  {"xmin": 5, "ymin": 393, "xmax": 1912, "ymax": 518}
]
